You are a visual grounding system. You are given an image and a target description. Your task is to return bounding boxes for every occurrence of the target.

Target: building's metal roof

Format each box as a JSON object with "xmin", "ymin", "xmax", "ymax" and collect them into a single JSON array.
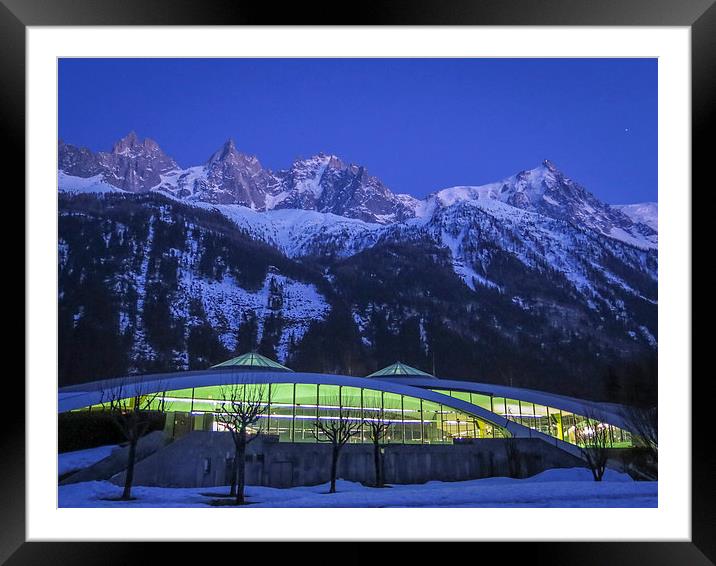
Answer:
[
  {"xmin": 211, "ymin": 353, "xmax": 292, "ymax": 372},
  {"xmin": 367, "ymin": 362, "xmax": 437, "ymax": 379}
]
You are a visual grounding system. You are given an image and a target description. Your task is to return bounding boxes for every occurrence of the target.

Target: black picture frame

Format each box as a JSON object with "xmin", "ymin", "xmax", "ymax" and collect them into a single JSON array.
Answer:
[{"xmin": 5, "ymin": 0, "xmax": 708, "ymax": 563}]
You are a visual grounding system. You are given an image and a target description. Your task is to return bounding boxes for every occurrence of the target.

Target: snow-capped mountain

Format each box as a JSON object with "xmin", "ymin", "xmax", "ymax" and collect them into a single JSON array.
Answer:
[
  {"xmin": 270, "ymin": 153, "xmax": 417, "ymax": 223},
  {"xmin": 613, "ymin": 202, "xmax": 658, "ymax": 231},
  {"xmin": 59, "ymin": 134, "xmax": 657, "ymax": 250},
  {"xmin": 59, "ymin": 132, "xmax": 178, "ymax": 193},
  {"xmin": 425, "ymin": 160, "xmax": 657, "ymax": 249},
  {"xmin": 57, "ymin": 133, "xmax": 658, "ymax": 404},
  {"xmin": 158, "ymin": 139, "xmax": 276, "ymax": 207},
  {"xmin": 59, "ymin": 134, "xmax": 416, "ymax": 224}
]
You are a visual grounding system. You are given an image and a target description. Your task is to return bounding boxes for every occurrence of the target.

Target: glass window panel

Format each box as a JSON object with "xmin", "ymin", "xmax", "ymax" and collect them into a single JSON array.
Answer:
[
  {"xmin": 382, "ymin": 392, "xmax": 403, "ymax": 444},
  {"xmin": 561, "ymin": 411, "xmax": 576, "ymax": 444},
  {"xmin": 519, "ymin": 401, "xmax": 535, "ymax": 429},
  {"xmin": 451, "ymin": 391, "xmax": 471, "ymax": 403},
  {"xmin": 317, "ymin": 384, "xmax": 340, "ymax": 441},
  {"xmin": 147, "ymin": 396, "xmax": 168, "ymax": 411},
  {"xmin": 547, "ymin": 407, "xmax": 562, "ymax": 441},
  {"xmin": 294, "ymin": 384, "xmax": 317, "ymax": 442},
  {"xmin": 268, "ymin": 383, "xmax": 294, "ymax": 440},
  {"xmin": 193, "ymin": 385, "xmax": 227, "ymax": 400},
  {"xmin": 573, "ymin": 413, "xmax": 588, "ymax": 445},
  {"xmin": 492, "ymin": 397, "xmax": 507, "ymax": 416},
  {"xmin": 505, "ymin": 398, "xmax": 522, "ymax": 423},
  {"xmin": 421, "ymin": 400, "xmax": 443, "ymax": 444},
  {"xmin": 470, "ymin": 393, "xmax": 492, "ymax": 412},
  {"xmin": 192, "ymin": 398, "xmax": 217, "ymax": 413},
  {"xmin": 622, "ymin": 430, "xmax": 632, "ymax": 447},
  {"xmin": 165, "ymin": 399, "xmax": 192, "ymax": 413},
  {"xmin": 362, "ymin": 390, "xmax": 382, "ymax": 415},
  {"xmin": 315, "ymin": 385, "xmax": 344, "ymax": 441},
  {"xmin": 318, "ymin": 384, "xmax": 340, "ymax": 413},
  {"xmin": 295, "ymin": 384, "xmax": 318, "ymax": 406},
  {"xmin": 441, "ymin": 403, "xmax": 459, "ymax": 442},
  {"xmin": 402, "ymin": 396, "xmax": 423, "ymax": 443},
  {"xmin": 165, "ymin": 388, "xmax": 194, "ymax": 399},
  {"xmin": 270, "ymin": 383, "xmax": 294, "ymax": 404},
  {"xmin": 340, "ymin": 386, "xmax": 363, "ymax": 443},
  {"xmin": 533, "ymin": 403, "xmax": 550, "ymax": 435},
  {"xmin": 477, "ymin": 418, "xmax": 497, "ymax": 438},
  {"xmin": 341, "ymin": 386, "xmax": 362, "ymax": 408}
]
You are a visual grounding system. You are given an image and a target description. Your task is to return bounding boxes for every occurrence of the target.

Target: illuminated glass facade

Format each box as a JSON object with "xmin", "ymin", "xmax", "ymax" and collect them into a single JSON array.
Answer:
[
  {"xmin": 84, "ymin": 382, "xmax": 509, "ymax": 444},
  {"xmin": 432, "ymin": 389, "xmax": 633, "ymax": 448},
  {"xmin": 66, "ymin": 354, "xmax": 638, "ymax": 451}
]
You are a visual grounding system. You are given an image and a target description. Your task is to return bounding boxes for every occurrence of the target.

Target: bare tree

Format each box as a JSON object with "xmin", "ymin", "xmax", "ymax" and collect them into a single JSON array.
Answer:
[
  {"xmin": 363, "ymin": 403, "xmax": 392, "ymax": 488},
  {"xmin": 574, "ymin": 413, "xmax": 610, "ymax": 482},
  {"xmin": 214, "ymin": 382, "xmax": 268, "ymax": 504},
  {"xmin": 620, "ymin": 405, "xmax": 657, "ymax": 458},
  {"xmin": 618, "ymin": 405, "xmax": 657, "ymax": 480},
  {"xmin": 98, "ymin": 378, "xmax": 166, "ymax": 500},
  {"xmin": 311, "ymin": 397, "xmax": 362, "ymax": 494}
]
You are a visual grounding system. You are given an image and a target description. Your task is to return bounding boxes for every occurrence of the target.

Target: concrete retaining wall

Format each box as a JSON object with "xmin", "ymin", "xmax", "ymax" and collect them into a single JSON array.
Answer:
[{"xmin": 112, "ymin": 432, "xmax": 586, "ymax": 488}]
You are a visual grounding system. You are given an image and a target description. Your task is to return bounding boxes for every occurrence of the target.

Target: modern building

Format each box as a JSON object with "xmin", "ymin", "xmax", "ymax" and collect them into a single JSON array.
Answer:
[{"xmin": 59, "ymin": 354, "xmax": 636, "ymax": 460}]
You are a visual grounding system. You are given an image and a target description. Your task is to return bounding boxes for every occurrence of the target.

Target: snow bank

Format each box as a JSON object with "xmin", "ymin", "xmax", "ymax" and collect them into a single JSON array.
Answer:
[
  {"xmin": 59, "ymin": 467, "xmax": 655, "ymax": 508},
  {"xmin": 58, "ymin": 444, "xmax": 117, "ymax": 476}
]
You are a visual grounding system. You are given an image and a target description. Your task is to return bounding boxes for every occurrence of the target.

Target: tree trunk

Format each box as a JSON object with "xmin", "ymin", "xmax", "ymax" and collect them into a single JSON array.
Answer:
[
  {"xmin": 329, "ymin": 446, "xmax": 339, "ymax": 493},
  {"xmin": 229, "ymin": 456, "xmax": 237, "ymax": 497},
  {"xmin": 595, "ymin": 465, "xmax": 604, "ymax": 481},
  {"xmin": 235, "ymin": 432, "xmax": 247, "ymax": 504},
  {"xmin": 373, "ymin": 440, "xmax": 382, "ymax": 488},
  {"xmin": 121, "ymin": 437, "xmax": 137, "ymax": 500}
]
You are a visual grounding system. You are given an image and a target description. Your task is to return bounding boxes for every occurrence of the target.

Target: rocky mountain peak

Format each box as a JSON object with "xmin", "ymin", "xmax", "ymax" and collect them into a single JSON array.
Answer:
[
  {"xmin": 541, "ymin": 159, "xmax": 559, "ymax": 173},
  {"xmin": 207, "ymin": 138, "xmax": 261, "ymax": 168},
  {"xmin": 112, "ymin": 130, "xmax": 139, "ymax": 148},
  {"xmin": 208, "ymin": 138, "xmax": 237, "ymax": 162},
  {"xmin": 111, "ymin": 131, "xmax": 157, "ymax": 157}
]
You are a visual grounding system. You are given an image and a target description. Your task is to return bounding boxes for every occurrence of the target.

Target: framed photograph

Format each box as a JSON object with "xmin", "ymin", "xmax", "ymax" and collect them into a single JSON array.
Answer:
[{"xmin": 8, "ymin": 0, "xmax": 708, "ymax": 562}]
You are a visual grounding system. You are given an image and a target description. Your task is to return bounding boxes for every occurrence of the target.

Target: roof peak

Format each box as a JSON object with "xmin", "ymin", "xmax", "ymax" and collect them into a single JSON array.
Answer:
[
  {"xmin": 367, "ymin": 361, "xmax": 436, "ymax": 379},
  {"xmin": 212, "ymin": 352, "xmax": 293, "ymax": 372}
]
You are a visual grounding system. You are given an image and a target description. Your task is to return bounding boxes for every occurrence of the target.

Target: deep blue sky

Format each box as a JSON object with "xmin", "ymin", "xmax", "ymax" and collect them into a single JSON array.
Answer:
[{"xmin": 59, "ymin": 58, "xmax": 657, "ymax": 203}]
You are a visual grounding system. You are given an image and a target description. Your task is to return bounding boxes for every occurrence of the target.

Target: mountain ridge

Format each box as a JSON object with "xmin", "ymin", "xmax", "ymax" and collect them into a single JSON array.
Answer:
[{"xmin": 58, "ymin": 133, "xmax": 657, "ymax": 250}]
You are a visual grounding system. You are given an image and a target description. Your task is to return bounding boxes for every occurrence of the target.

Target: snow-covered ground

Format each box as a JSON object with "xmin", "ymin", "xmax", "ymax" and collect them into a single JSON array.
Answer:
[
  {"xmin": 58, "ymin": 467, "xmax": 656, "ymax": 508},
  {"xmin": 58, "ymin": 444, "xmax": 118, "ymax": 476}
]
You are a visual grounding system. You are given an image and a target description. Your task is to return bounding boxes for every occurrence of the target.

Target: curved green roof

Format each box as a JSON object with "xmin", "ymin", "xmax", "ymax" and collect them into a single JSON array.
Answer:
[
  {"xmin": 367, "ymin": 362, "xmax": 436, "ymax": 379},
  {"xmin": 212, "ymin": 353, "xmax": 293, "ymax": 372}
]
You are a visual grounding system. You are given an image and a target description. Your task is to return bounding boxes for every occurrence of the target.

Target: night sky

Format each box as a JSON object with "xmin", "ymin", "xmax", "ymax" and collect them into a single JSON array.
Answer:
[{"xmin": 59, "ymin": 58, "xmax": 657, "ymax": 204}]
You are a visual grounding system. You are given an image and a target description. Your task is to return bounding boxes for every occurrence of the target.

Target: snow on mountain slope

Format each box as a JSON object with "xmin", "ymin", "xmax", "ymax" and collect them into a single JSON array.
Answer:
[
  {"xmin": 154, "ymin": 192, "xmax": 655, "ymax": 308},
  {"xmin": 58, "ymin": 171, "xmax": 120, "ymax": 194},
  {"xmin": 182, "ymin": 201, "xmax": 384, "ymax": 258},
  {"xmin": 59, "ymin": 161, "xmax": 658, "ymax": 313},
  {"xmin": 613, "ymin": 202, "xmax": 658, "ymax": 231},
  {"xmin": 429, "ymin": 161, "xmax": 657, "ymax": 250},
  {"xmin": 176, "ymin": 269, "xmax": 330, "ymax": 362},
  {"xmin": 415, "ymin": 198, "xmax": 657, "ymax": 309}
]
